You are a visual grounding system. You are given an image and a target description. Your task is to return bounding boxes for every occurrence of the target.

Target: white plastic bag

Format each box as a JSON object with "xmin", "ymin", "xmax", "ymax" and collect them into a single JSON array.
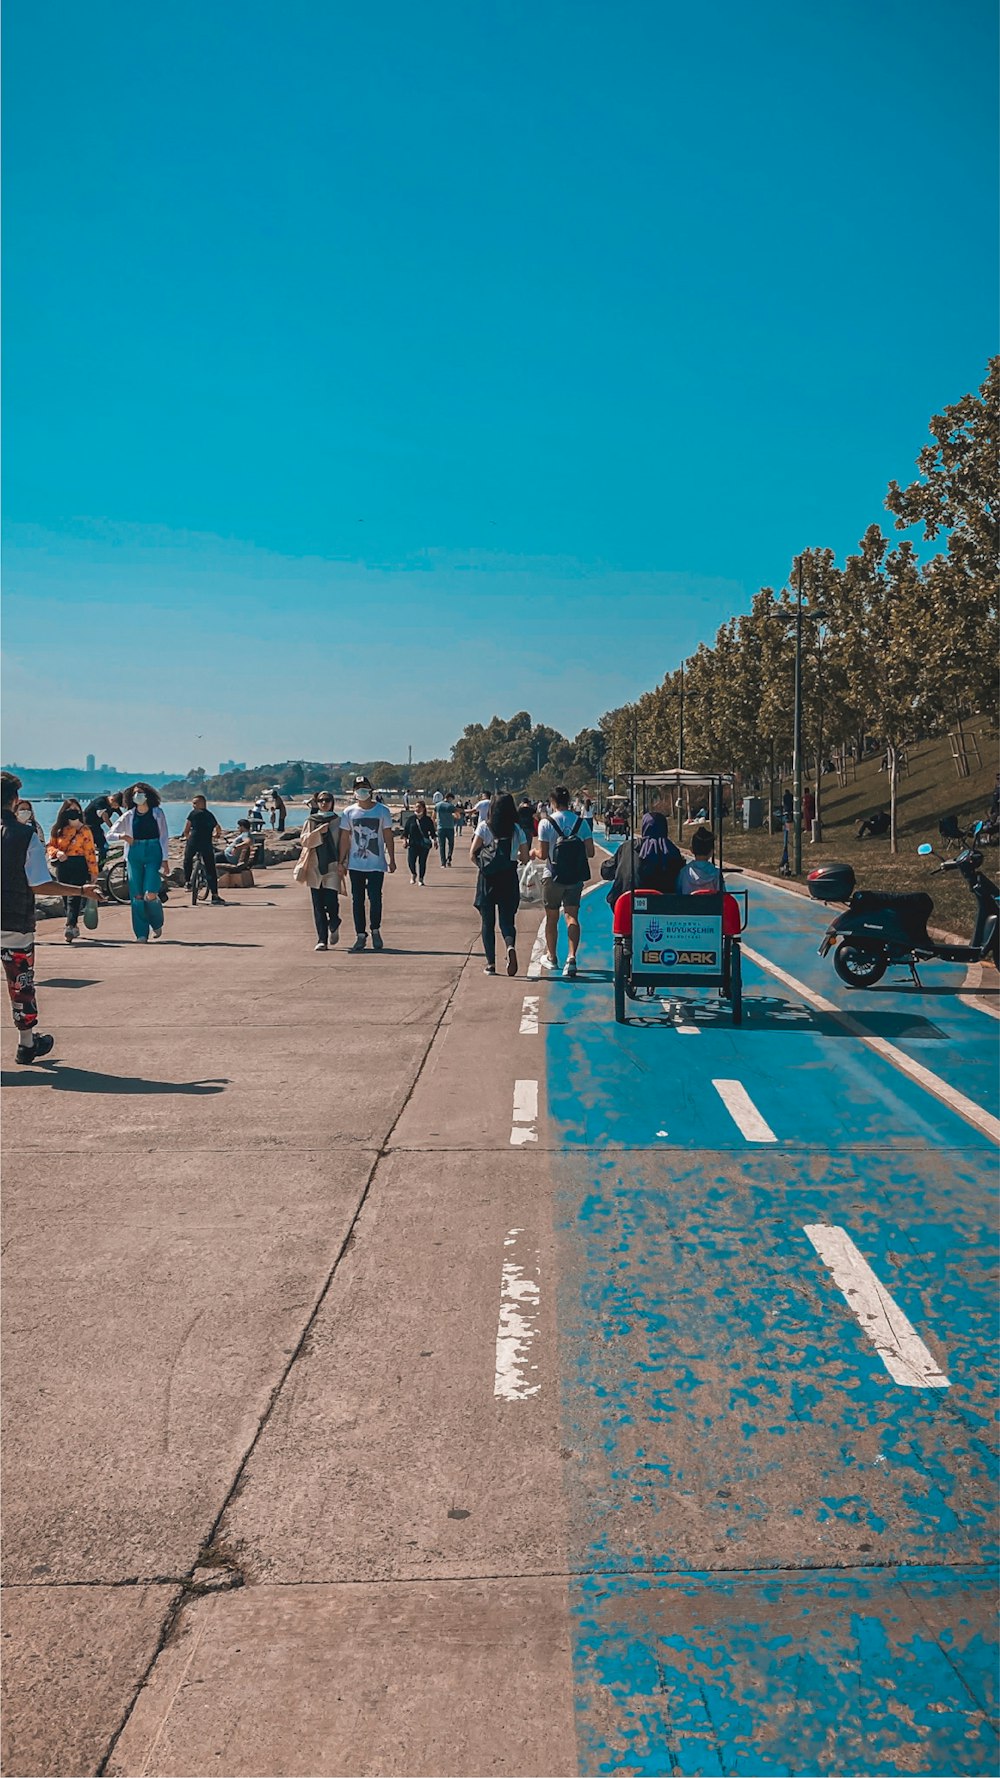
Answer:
[{"xmin": 518, "ymin": 859, "xmax": 545, "ymax": 904}]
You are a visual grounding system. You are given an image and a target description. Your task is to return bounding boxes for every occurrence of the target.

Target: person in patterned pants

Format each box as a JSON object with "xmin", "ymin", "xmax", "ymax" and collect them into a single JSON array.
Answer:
[{"xmin": 2, "ymin": 772, "xmax": 97, "ymax": 1062}]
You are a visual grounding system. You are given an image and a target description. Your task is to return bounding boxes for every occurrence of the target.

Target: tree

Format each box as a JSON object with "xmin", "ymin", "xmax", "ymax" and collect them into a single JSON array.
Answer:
[
  {"xmin": 885, "ymin": 357, "xmax": 999, "ymax": 584},
  {"xmin": 834, "ymin": 527, "xmax": 927, "ymax": 852}
]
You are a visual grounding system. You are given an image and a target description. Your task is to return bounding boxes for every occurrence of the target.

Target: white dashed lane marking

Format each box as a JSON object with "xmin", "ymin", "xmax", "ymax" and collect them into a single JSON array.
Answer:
[
  {"xmin": 510, "ymin": 1078, "xmax": 539, "ymax": 1145},
  {"xmin": 519, "ymin": 995, "xmax": 540, "ymax": 1035},
  {"xmin": 804, "ymin": 1223, "xmax": 950, "ymax": 1388},
  {"xmin": 712, "ymin": 1078, "xmax": 777, "ymax": 1142},
  {"xmin": 493, "ymin": 1228, "xmax": 541, "ymax": 1401}
]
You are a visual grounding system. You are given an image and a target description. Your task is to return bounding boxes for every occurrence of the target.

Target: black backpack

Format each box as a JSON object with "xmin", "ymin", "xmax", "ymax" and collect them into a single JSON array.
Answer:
[
  {"xmin": 549, "ymin": 813, "xmax": 590, "ymax": 884},
  {"xmin": 480, "ymin": 833, "xmax": 515, "ymax": 878}
]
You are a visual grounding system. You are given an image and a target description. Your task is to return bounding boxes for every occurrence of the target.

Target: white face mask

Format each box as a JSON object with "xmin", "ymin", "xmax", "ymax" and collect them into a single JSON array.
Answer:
[
  {"xmin": 16, "ymin": 809, "xmax": 32, "ymax": 824},
  {"xmin": 355, "ymin": 789, "xmax": 372, "ymax": 804},
  {"xmin": 135, "ymin": 795, "xmax": 149, "ymax": 810}
]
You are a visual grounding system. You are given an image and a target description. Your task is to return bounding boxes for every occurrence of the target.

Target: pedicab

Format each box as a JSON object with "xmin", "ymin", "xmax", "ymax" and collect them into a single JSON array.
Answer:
[{"xmin": 610, "ymin": 771, "xmax": 747, "ymax": 1026}]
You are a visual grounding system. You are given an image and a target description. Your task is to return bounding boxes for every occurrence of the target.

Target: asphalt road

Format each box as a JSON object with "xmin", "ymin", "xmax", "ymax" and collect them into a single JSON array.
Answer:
[{"xmin": 2, "ymin": 842, "xmax": 997, "ymax": 1776}]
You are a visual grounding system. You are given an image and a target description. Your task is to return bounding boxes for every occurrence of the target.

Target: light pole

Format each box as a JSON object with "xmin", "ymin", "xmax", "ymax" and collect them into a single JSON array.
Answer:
[
  {"xmin": 764, "ymin": 569, "xmax": 824, "ymax": 874},
  {"xmin": 678, "ymin": 660, "xmax": 685, "ymax": 768},
  {"xmin": 793, "ymin": 561, "xmax": 803, "ymax": 875}
]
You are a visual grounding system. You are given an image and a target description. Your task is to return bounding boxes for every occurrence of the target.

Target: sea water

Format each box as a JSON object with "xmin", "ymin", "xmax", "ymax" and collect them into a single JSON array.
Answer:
[{"xmin": 22, "ymin": 800, "xmax": 314, "ymax": 839}]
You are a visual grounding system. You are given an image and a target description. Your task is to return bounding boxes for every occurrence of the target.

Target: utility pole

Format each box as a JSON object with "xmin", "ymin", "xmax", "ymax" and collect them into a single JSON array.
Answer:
[
  {"xmin": 677, "ymin": 661, "xmax": 686, "ymax": 843},
  {"xmin": 793, "ymin": 559, "xmax": 803, "ymax": 876}
]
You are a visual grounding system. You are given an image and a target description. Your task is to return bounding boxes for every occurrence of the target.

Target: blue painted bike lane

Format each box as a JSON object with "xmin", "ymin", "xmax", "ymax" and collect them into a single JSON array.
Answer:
[{"xmin": 543, "ymin": 880, "xmax": 999, "ymax": 1775}]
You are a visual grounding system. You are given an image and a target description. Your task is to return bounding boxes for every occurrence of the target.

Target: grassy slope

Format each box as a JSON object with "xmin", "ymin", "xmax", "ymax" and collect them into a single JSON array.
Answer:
[{"xmin": 721, "ymin": 718, "xmax": 998, "ymax": 938}]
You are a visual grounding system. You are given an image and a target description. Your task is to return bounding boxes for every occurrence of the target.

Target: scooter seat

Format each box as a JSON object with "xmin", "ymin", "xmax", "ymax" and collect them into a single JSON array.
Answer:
[{"xmin": 850, "ymin": 889, "xmax": 934, "ymax": 944}]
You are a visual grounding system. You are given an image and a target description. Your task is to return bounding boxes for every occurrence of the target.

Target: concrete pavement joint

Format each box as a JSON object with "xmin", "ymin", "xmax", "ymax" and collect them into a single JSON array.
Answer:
[{"xmin": 94, "ymin": 926, "xmax": 480, "ymax": 1778}]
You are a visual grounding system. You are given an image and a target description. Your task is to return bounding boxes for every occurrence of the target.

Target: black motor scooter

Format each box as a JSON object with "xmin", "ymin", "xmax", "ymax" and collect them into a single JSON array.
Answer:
[{"xmin": 808, "ymin": 822, "xmax": 1000, "ymax": 988}]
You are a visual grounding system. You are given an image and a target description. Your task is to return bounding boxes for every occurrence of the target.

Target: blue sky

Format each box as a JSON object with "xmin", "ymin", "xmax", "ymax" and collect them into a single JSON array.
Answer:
[{"xmin": 3, "ymin": 0, "xmax": 995, "ymax": 770}]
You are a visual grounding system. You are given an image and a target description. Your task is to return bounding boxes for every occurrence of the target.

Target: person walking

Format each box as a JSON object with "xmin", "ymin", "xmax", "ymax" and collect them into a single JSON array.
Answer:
[
  {"xmin": 339, "ymin": 777, "xmax": 395, "ymax": 952},
  {"xmin": 403, "ymin": 799, "xmax": 436, "ymax": 885},
  {"xmin": 112, "ymin": 783, "xmax": 171, "ymax": 942},
  {"xmin": 454, "ymin": 802, "xmax": 467, "ymax": 836},
  {"xmin": 270, "ymin": 787, "xmax": 287, "ymax": 832},
  {"xmin": 435, "ymin": 792, "xmax": 457, "ymax": 867},
  {"xmin": 296, "ymin": 792, "xmax": 344, "ymax": 949},
  {"xmin": 471, "ymin": 793, "xmax": 529, "ymax": 976},
  {"xmin": 47, "ymin": 799, "xmax": 99, "ymax": 942},
  {"xmin": 83, "ymin": 795, "xmax": 114, "ymax": 866},
  {"xmin": 2, "ymin": 772, "xmax": 97, "ymax": 1061},
  {"xmin": 182, "ymin": 794, "xmax": 225, "ymax": 904},
  {"xmin": 536, "ymin": 785, "xmax": 594, "ymax": 979}
]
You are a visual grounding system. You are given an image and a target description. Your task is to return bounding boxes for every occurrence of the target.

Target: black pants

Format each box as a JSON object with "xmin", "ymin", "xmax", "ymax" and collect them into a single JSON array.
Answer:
[
  {"xmin": 56, "ymin": 856, "xmax": 89, "ymax": 925},
  {"xmin": 407, "ymin": 841, "xmax": 429, "ymax": 882},
  {"xmin": 310, "ymin": 886, "xmax": 341, "ymax": 942},
  {"xmin": 183, "ymin": 839, "xmax": 218, "ymax": 897},
  {"xmin": 438, "ymin": 828, "xmax": 454, "ymax": 865},
  {"xmin": 478, "ymin": 879, "xmax": 518, "ymax": 969},
  {"xmin": 350, "ymin": 869, "xmax": 384, "ymax": 934}
]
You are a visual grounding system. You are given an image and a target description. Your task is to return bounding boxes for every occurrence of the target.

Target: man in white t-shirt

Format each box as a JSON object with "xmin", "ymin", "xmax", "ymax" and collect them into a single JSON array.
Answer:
[
  {"xmin": 535, "ymin": 785, "xmax": 594, "ymax": 980},
  {"xmin": 338, "ymin": 777, "xmax": 396, "ymax": 952},
  {"xmin": 474, "ymin": 794, "xmax": 491, "ymax": 823}
]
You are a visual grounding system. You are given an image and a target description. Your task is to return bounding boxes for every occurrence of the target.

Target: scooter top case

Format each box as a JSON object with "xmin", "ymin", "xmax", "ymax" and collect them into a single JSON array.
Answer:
[{"xmin": 831, "ymin": 889, "xmax": 934, "ymax": 953}]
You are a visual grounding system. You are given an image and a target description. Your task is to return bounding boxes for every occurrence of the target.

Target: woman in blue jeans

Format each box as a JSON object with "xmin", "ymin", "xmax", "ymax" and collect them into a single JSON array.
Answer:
[{"xmin": 111, "ymin": 783, "xmax": 171, "ymax": 941}]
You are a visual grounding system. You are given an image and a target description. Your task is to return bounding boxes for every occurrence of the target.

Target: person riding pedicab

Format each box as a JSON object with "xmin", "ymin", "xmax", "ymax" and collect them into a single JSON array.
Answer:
[{"xmin": 604, "ymin": 809, "xmax": 683, "ymax": 908}]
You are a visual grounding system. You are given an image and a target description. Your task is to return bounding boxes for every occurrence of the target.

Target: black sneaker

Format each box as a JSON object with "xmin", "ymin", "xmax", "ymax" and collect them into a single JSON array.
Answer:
[
  {"xmin": 348, "ymin": 935, "xmax": 367, "ymax": 953},
  {"xmin": 329, "ymin": 928, "xmax": 340, "ymax": 947},
  {"xmin": 371, "ymin": 930, "xmax": 384, "ymax": 951},
  {"xmin": 16, "ymin": 1033, "xmax": 54, "ymax": 1064}
]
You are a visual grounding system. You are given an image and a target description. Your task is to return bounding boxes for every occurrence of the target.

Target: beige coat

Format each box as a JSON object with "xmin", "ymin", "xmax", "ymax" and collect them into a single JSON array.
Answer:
[{"xmin": 293, "ymin": 817, "xmax": 343, "ymax": 892}]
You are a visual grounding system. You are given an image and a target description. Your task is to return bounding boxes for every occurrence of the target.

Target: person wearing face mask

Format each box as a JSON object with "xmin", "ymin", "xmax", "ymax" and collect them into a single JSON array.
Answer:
[
  {"xmin": 111, "ymin": 783, "xmax": 172, "ymax": 942},
  {"xmin": 15, "ymin": 800, "xmax": 44, "ymax": 839},
  {"xmin": 294, "ymin": 792, "xmax": 345, "ymax": 949},
  {"xmin": 338, "ymin": 777, "xmax": 396, "ymax": 952},
  {"xmin": 47, "ymin": 800, "xmax": 100, "ymax": 942}
]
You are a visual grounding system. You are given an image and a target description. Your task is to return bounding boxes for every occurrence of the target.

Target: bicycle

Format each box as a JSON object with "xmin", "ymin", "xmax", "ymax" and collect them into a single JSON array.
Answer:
[
  {"xmin": 99, "ymin": 845, "xmax": 130, "ymax": 904},
  {"xmin": 188, "ymin": 852, "xmax": 212, "ymax": 905}
]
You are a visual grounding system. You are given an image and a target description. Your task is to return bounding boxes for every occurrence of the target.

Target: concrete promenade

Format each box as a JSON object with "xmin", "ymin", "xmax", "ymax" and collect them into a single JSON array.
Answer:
[
  {"xmin": 2, "ymin": 842, "xmax": 997, "ymax": 1776},
  {"xmin": 3, "ymin": 851, "xmax": 576, "ymax": 1777}
]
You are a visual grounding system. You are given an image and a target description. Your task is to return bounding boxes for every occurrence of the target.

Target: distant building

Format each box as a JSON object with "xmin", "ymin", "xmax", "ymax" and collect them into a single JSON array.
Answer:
[
  {"xmin": 99, "ymin": 764, "xmax": 114, "ymax": 774},
  {"xmin": 218, "ymin": 759, "xmax": 247, "ymax": 774},
  {"xmin": 86, "ymin": 754, "xmax": 95, "ymax": 773}
]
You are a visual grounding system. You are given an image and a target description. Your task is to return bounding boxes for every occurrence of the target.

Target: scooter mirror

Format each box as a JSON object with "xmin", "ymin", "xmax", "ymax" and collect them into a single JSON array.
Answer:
[
  {"xmin": 972, "ymin": 821, "xmax": 983, "ymax": 835},
  {"xmin": 917, "ymin": 843, "xmax": 934, "ymax": 856}
]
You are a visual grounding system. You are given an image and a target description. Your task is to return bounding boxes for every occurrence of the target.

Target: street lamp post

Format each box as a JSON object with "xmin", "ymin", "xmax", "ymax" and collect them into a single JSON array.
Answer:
[{"xmin": 793, "ymin": 560, "xmax": 803, "ymax": 875}]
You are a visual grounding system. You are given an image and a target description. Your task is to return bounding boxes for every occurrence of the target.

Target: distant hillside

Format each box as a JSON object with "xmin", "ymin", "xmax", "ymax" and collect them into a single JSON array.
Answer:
[{"xmin": 2, "ymin": 765, "xmax": 182, "ymax": 798}]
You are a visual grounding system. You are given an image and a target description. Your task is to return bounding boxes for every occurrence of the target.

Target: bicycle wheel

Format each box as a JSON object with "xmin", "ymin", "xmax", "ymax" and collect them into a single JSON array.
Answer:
[
  {"xmin": 105, "ymin": 859, "xmax": 130, "ymax": 904},
  {"xmin": 190, "ymin": 859, "xmax": 209, "ymax": 905}
]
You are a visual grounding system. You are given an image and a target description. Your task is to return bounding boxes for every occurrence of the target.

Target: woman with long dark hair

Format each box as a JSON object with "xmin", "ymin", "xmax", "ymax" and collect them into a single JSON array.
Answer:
[
  {"xmin": 402, "ymin": 799, "xmax": 436, "ymax": 885},
  {"xmin": 110, "ymin": 783, "xmax": 171, "ymax": 942},
  {"xmin": 295, "ymin": 791, "xmax": 344, "ymax": 950},
  {"xmin": 470, "ymin": 792, "xmax": 529, "ymax": 976},
  {"xmin": 47, "ymin": 800, "xmax": 99, "ymax": 943}
]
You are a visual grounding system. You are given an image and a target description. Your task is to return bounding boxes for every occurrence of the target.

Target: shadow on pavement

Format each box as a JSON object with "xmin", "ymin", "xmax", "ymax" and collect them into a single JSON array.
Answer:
[
  {"xmin": 597, "ymin": 992, "xmax": 949, "ymax": 1042},
  {"xmin": 35, "ymin": 979, "xmax": 100, "ymax": 989},
  {"xmin": 0, "ymin": 1066, "xmax": 228, "ymax": 1094}
]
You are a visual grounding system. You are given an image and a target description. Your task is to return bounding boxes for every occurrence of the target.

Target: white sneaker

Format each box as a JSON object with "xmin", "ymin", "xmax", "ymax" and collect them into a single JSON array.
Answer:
[
  {"xmin": 563, "ymin": 958, "xmax": 577, "ymax": 979},
  {"xmin": 315, "ymin": 941, "xmax": 328, "ymax": 951},
  {"xmin": 540, "ymin": 954, "xmax": 559, "ymax": 971}
]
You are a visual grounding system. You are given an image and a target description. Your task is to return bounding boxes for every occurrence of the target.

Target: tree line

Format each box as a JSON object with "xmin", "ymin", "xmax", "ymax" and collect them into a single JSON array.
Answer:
[
  {"xmin": 599, "ymin": 359, "xmax": 998, "ymax": 851},
  {"xmin": 160, "ymin": 714, "xmax": 607, "ymax": 804}
]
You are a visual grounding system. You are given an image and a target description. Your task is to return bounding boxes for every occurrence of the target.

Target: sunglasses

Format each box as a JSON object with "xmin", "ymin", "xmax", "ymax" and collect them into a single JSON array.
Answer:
[
  {"xmin": 318, "ymin": 797, "xmax": 334, "ymax": 804},
  {"xmin": 67, "ymin": 810, "xmax": 83, "ymax": 818}
]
